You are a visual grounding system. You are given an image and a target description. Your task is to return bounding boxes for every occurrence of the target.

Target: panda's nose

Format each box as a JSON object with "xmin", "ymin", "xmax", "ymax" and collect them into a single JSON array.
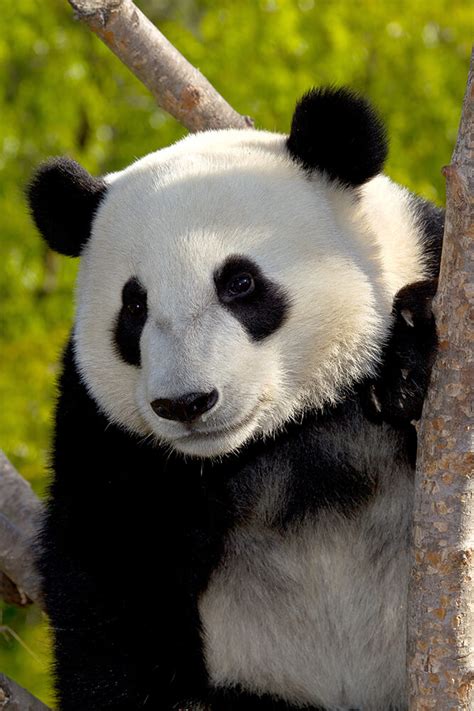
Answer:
[{"xmin": 150, "ymin": 389, "xmax": 219, "ymax": 423}]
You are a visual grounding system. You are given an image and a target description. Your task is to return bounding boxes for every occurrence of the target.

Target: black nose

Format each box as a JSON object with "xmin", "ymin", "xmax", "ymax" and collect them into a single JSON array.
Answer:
[{"xmin": 150, "ymin": 389, "xmax": 219, "ymax": 423}]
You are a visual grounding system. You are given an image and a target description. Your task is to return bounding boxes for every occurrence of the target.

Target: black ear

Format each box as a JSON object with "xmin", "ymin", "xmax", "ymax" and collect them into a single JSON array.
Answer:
[
  {"xmin": 26, "ymin": 157, "xmax": 107, "ymax": 257},
  {"xmin": 287, "ymin": 87, "xmax": 388, "ymax": 187}
]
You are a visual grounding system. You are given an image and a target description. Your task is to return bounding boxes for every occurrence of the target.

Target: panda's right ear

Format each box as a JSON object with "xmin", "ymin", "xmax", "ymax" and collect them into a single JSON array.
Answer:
[{"xmin": 26, "ymin": 157, "xmax": 107, "ymax": 257}]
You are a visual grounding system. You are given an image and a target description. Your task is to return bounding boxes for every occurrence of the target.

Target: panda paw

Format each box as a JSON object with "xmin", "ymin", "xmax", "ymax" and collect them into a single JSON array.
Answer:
[{"xmin": 363, "ymin": 279, "xmax": 438, "ymax": 426}]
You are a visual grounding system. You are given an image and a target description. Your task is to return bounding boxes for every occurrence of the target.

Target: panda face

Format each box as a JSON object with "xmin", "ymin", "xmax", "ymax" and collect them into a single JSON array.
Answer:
[{"xmin": 71, "ymin": 130, "xmax": 389, "ymax": 458}]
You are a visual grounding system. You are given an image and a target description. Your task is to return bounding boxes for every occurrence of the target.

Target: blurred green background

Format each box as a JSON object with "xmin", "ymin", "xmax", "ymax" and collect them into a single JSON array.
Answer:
[{"xmin": 0, "ymin": 0, "xmax": 471, "ymax": 705}]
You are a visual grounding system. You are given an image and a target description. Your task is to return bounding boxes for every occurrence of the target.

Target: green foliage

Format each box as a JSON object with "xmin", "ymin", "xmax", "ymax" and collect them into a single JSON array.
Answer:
[{"xmin": 0, "ymin": 0, "xmax": 470, "ymax": 704}]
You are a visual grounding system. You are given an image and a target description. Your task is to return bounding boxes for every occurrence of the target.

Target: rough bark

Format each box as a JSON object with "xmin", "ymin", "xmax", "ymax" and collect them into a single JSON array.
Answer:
[
  {"xmin": 408, "ymin": 49, "xmax": 474, "ymax": 709},
  {"xmin": 67, "ymin": 0, "xmax": 253, "ymax": 132},
  {"xmin": 0, "ymin": 451, "xmax": 43, "ymax": 607},
  {"xmin": 0, "ymin": 674, "xmax": 51, "ymax": 710}
]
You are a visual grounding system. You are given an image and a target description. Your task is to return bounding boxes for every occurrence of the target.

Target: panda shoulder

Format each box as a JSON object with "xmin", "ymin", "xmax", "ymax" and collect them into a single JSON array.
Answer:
[{"xmin": 357, "ymin": 175, "xmax": 444, "ymax": 296}]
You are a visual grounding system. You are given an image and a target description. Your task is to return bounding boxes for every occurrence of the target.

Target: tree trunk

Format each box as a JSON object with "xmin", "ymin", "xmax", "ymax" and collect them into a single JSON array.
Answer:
[{"xmin": 408, "ymin": 49, "xmax": 474, "ymax": 709}]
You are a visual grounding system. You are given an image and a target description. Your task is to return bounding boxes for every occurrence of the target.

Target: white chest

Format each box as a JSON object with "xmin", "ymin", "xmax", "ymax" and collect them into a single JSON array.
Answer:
[{"xmin": 199, "ymin": 487, "xmax": 412, "ymax": 710}]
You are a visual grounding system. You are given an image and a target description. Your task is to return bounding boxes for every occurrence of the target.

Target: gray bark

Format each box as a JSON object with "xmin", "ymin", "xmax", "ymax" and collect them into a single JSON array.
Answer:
[
  {"xmin": 0, "ymin": 674, "xmax": 51, "ymax": 711},
  {"xmin": 408, "ymin": 49, "xmax": 474, "ymax": 709},
  {"xmin": 0, "ymin": 451, "xmax": 43, "ymax": 607}
]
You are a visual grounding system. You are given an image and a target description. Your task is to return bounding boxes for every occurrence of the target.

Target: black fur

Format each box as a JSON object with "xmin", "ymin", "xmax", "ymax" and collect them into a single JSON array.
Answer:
[
  {"xmin": 38, "ymin": 342, "xmax": 218, "ymax": 710},
  {"xmin": 113, "ymin": 277, "xmax": 148, "ymax": 366},
  {"xmin": 37, "ymin": 328, "xmax": 427, "ymax": 710},
  {"xmin": 214, "ymin": 255, "xmax": 289, "ymax": 341},
  {"xmin": 362, "ymin": 279, "xmax": 438, "ymax": 430},
  {"xmin": 360, "ymin": 192, "xmax": 443, "ymax": 430},
  {"xmin": 286, "ymin": 87, "xmax": 388, "ymax": 187},
  {"xmin": 27, "ymin": 157, "xmax": 107, "ymax": 257}
]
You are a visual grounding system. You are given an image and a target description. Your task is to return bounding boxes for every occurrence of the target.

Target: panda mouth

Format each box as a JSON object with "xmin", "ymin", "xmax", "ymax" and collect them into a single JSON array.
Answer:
[{"xmin": 174, "ymin": 401, "xmax": 263, "ymax": 443}]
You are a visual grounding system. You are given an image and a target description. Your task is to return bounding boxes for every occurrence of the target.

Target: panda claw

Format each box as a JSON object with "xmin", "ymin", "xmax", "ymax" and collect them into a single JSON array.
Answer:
[
  {"xmin": 401, "ymin": 309, "xmax": 414, "ymax": 327},
  {"xmin": 370, "ymin": 385, "xmax": 382, "ymax": 413}
]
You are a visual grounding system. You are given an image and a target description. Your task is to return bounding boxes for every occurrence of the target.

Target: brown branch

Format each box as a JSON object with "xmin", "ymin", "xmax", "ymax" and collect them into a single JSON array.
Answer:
[
  {"xmin": 0, "ymin": 674, "xmax": 51, "ymax": 710},
  {"xmin": 408, "ymin": 49, "xmax": 474, "ymax": 708},
  {"xmin": 67, "ymin": 0, "xmax": 253, "ymax": 132},
  {"xmin": 0, "ymin": 451, "xmax": 43, "ymax": 608}
]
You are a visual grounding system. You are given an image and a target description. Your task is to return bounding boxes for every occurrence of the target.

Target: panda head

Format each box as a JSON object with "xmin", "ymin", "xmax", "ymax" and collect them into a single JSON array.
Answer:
[{"xmin": 27, "ymin": 87, "xmax": 390, "ymax": 458}]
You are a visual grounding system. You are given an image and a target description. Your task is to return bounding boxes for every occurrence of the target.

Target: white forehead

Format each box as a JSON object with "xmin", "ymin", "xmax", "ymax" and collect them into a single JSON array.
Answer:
[{"xmin": 83, "ymin": 129, "xmax": 359, "ymax": 291}]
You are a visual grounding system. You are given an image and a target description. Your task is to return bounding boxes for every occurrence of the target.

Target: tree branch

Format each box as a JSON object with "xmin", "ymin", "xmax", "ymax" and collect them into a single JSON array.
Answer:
[
  {"xmin": 0, "ymin": 452, "xmax": 43, "ymax": 608},
  {"xmin": 408, "ymin": 49, "xmax": 474, "ymax": 709},
  {"xmin": 67, "ymin": 0, "xmax": 253, "ymax": 132},
  {"xmin": 0, "ymin": 674, "xmax": 51, "ymax": 710}
]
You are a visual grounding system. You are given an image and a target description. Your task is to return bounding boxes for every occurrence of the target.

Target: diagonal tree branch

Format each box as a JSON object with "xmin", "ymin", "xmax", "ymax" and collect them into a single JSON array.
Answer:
[
  {"xmin": 0, "ymin": 673, "xmax": 51, "ymax": 710},
  {"xmin": 67, "ymin": 0, "xmax": 253, "ymax": 132},
  {"xmin": 408, "ymin": 48, "xmax": 474, "ymax": 709}
]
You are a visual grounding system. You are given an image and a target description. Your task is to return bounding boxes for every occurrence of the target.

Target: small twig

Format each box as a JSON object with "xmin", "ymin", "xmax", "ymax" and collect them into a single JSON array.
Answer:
[
  {"xmin": 68, "ymin": 0, "xmax": 253, "ymax": 132},
  {"xmin": 0, "ymin": 625, "xmax": 41, "ymax": 665}
]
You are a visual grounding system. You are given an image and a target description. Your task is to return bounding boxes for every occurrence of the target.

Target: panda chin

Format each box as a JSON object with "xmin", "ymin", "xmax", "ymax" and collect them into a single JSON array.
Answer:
[
  {"xmin": 169, "ymin": 428, "xmax": 251, "ymax": 459},
  {"xmin": 166, "ymin": 410, "xmax": 264, "ymax": 459}
]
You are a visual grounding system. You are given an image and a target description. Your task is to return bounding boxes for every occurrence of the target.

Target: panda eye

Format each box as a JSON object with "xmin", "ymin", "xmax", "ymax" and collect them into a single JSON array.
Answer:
[
  {"xmin": 223, "ymin": 272, "xmax": 255, "ymax": 301},
  {"xmin": 121, "ymin": 278, "xmax": 147, "ymax": 319},
  {"xmin": 126, "ymin": 301, "xmax": 145, "ymax": 317}
]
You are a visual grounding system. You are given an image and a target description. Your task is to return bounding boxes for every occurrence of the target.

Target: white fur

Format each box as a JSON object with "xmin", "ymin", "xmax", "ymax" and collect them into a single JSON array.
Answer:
[
  {"xmin": 73, "ymin": 129, "xmax": 426, "ymax": 459},
  {"xmin": 199, "ymin": 417, "xmax": 414, "ymax": 710},
  {"xmin": 357, "ymin": 174, "xmax": 430, "ymax": 296}
]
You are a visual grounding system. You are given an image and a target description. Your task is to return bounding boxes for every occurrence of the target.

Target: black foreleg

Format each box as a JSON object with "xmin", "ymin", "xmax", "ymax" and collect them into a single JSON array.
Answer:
[{"xmin": 362, "ymin": 279, "xmax": 438, "ymax": 426}]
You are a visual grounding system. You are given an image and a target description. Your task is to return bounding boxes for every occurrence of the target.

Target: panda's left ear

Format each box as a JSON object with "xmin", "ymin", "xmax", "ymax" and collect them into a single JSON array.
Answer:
[
  {"xmin": 287, "ymin": 87, "xmax": 388, "ymax": 187},
  {"xmin": 27, "ymin": 157, "xmax": 107, "ymax": 257}
]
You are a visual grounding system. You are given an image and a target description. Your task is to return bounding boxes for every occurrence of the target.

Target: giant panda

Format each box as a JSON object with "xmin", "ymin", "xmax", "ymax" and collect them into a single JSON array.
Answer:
[{"xmin": 28, "ymin": 87, "xmax": 443, "ymax": 711}]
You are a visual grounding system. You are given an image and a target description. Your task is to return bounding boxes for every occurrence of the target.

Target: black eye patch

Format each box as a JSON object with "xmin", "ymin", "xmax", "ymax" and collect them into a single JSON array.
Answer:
[
  {"xmin": 214, "ymin": 255, "xmax": 289, "ymax": 341},
  {"xmin": 113, "ymin": 277, "xmax": 148, "ymax": 366}
]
